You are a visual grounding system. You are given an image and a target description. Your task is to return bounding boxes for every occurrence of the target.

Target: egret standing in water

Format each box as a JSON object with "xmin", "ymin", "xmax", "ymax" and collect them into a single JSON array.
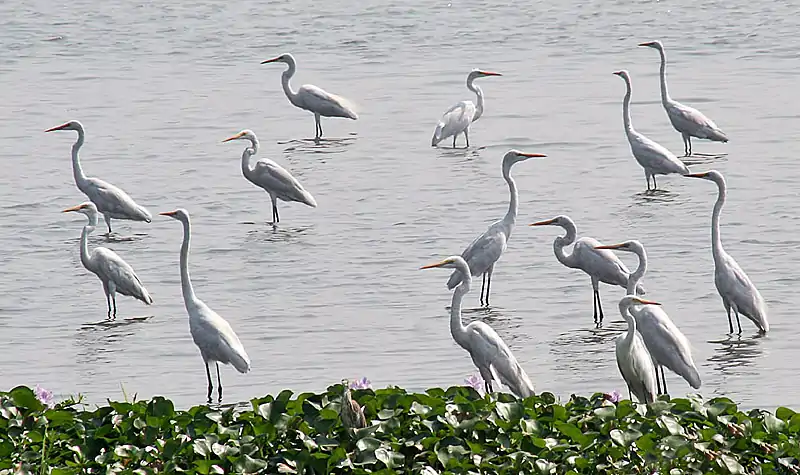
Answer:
[
  {"xmin": 422, "ymin": 256, "xmax": 535, "ymax": 398},
  {"xmin": 63, "ymin": 202, "xmax": 152, "ymax": 319},
  {"xmin": 431, "ymin": 69, "xmax": 502, "ymax": 148},
  {"xmin": 261, "ymin": 53, "xmax": 358, "ymax": 140},
  {"xmin": 686, "ymin": 171, "xmax": 769, "ymax": 334},
  {"xmin": 616, "ymin": 295, "xmax": 660, "ymax": 404},
  {"xmin": 46, "ymin": 121, "xmax": 152, "ymax": 234},
  {"xmin": 639, "ymin": 41, "xmax": 728, "ymax": 156},
  {"xmin": 446, "ymin": 150, "xmax": 547, "ymax": 307},
  {"xmin": 595, "ymin": 240, "xmax": 701, "ymax": 394},
  {"xmin": 613, "ymin": 71, "xmax": 690, "ymax": 191},
  {"xmin": 529, "ymin": 215, "xmax": 644, "ymax": 327},
  {"xmin": 222, "ymin": 129, "xmax": 317, "ymax": 224},
  {"xmin": 161, "ymin": 209, "xmax": 251, "ymax": 403}
]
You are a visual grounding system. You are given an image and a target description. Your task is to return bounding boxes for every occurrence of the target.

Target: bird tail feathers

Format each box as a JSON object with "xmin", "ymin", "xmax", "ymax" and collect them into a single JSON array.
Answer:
[
  {"xmin": 229, "ymin": 349, "xmax": 251, "ymax": 374},
  {"xmin": 707, "ymin": 128, "xmax": 728, "ymax": 143},
  {"xmin": 299, "ymin": 189, "xmax": 317, "ymax": 208}
]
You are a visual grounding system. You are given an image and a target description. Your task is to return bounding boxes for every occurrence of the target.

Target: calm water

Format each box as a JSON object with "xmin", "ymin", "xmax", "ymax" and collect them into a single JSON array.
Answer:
[{"xmin": 1, "ymin": 0, "xmax": 798, "ymax": 410}]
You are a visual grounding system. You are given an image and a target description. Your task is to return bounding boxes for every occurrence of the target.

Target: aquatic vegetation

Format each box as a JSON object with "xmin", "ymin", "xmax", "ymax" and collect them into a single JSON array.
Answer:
[
  {"xmin": 1, "ymin": 384, "xmax": 798, "ymax": 473},
  {"xmin": 348, "ymin": 377, "xmax": 372, "ymax": 391},
  {"xmin": 464, "ymin": 373, "xmax": 483, "ymax": 392}
]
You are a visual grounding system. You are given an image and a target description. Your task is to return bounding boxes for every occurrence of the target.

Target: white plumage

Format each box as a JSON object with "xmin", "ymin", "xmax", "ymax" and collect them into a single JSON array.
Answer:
[
  {"xmin": 616, "ymin": 295, "xmax": 659, "ymax": 404},
  {"xmin": 431, "ymin": 70, "xmax": 502, "ymax": 148}
]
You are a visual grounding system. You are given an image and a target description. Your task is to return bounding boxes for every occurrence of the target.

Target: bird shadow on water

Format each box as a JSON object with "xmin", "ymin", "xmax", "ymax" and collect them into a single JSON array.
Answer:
[
  {"xmin": 242, "ymin": 223, "xmax": 313, "ymax": 243},
  {"xmin": 706, "ymin": 333, "xmax": 764, "ymax": 375},
  {"xmin": 81, "ymin": 315, "xmax": 153, "ymax": 328},
  {"xmin": 629, "ymin": 189, "xmax": 681, "ymax": 205},
  {"xmin": 683, "ymin": 152, "xmax": 728, "ymax": 166},
  {"xmin": 278, "ymin": 135, "xmax": 356, "ymax": 155},
  {"xmin": 103, "ymin": 232, "xmax": 147, "ymax": 243},
  {"xmin": 436, "ymin": 146, "xmax": 486, "ymax": 160}
]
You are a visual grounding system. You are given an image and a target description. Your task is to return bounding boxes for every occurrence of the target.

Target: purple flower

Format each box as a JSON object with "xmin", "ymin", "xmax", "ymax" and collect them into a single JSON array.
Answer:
[
  {"xmin": 349, "ymin": 377, "xmax": 372, "ymax": 390},
  {"xmin": 34, "ymin": 385, "xmax": 53, "ymax": 407},
  {"xmin": 604, "ymin": 390, "xmax": 622, "ymax": 403},
  {"xmin": 464, "ymin": 374, "xmax": 484, "ymax": 392}
]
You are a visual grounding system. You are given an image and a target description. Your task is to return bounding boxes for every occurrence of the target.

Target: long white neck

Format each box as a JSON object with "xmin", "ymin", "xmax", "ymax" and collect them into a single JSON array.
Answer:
[
  {"xmin": 626, "ymin": 246, "xmax": 648, "ymax": 295},
  {"xmin": 710, "ymin": 177, "xmax": 726, "ymax": 263},
  {"xmin": 449, "ymin": 261, "xmax": 472, "ymax": 349},
  {"xmin": 240, "ymin": 137, "xmax": 260, "ymax": 181},
  {"xmin": 178, "ymin": 217, "xmax": 198, "ymax": 307},
  {"xmin": 280, "ymin": 58, "xmax": 300, "ymax": 107},
  {"xmin": 552, "ymin": 219, "xmax": 578, "ymax": 268},
  {"xmin": 79, "ymin": 225, "xmax": 94, "ymax": 271},
  {"xmin": 468, "ymin": 77, "xmax": 485, "ymax": 122},
  {"xmin": 621, "ymin": 76, "xmax": 634, "ymax": 135},
  {"xmin": 71, "ymin": 127, "xmax": 88, "ymax": 187},
  {"xmin": 656, "ymin": 47, "xmax": 671, "ymax": 105},
  {"xmin": 501, "ymin": 159, "xmax": 519, "ymax": 233},
  {"xmin": 619, "ymin": 300, "xmax": 638, "ymax": 346}
]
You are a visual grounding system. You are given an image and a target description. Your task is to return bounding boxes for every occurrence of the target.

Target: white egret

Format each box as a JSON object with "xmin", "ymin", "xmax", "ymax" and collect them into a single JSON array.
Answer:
[
  {"xmin": 596, "ymin": 240, "xmax": 701, "ymax": 394},
  {"xmin": 431, "ymin": 69, "xmax": 502, "ymax": 148},
  {"xmin": 222, "ymin": 129, "xmax": 317, "ymax": 224},
  {"xmin": 46, "ymin": 121, "xmax": 151, "ymax": 234},
  {"xmin": 446, "ymin": 150, "xmax": 547, "ymax": 307},
  {"xmin": 160, "ymin": 209, "xmax": 251, "ymax": 403},
  {"xmin": 616, "ymin": 295, "xmax": 659, "ymax": 404},
  {"xmin": 529, "ymin": 215, "xmax": 644, "ymax": 327},
  {"xmin": 422, "ymin": 256, "xmax": 535, "ymax": 398},
  {"xmin": 261, "ymin": 53, "xmax": 358, "ymax": 140},
  {"xmin": 639, "ymin": 41, "xmax": 728, "ymax": 156},
  {"xmin": 686, "ymin": 170, "xmax": 768, "ymax": 334},
  {"xmin": 63, "ymin": 202, "xmax": 153, "ymax": 319},
  {"xmin": 613, "ymin": 70, "xmax": 690, "ymax": 191}
]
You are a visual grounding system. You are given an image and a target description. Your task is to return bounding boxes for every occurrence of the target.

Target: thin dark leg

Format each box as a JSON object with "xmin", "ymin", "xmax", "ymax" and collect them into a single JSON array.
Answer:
[
  {"xmin": 734, "ymin": 309, "xmax": 742, "ymax": 334},
  {"xmin": 484, "ymin": 381, "xmax": 490, "ymax": 394},
  {"xmin": 216, "ymin": 362, "xmax": 223, "ymax": 403},
  {"xmin": 628, "ymin": 387, "xmax": 632, "ymax": 402},
  {"xmin": 318, "ymin": 120, "xmax": 323, "ymax": 139},
  {"xmin": 726, "ymin": 305, "xmax": 734, "ymax": 334},
  {"xmin": 646, "ymin": 175, "xmax": 651, "ymax": 191},
  {"xmin": 111, "ymin": 294, "xmax": 117, "ymax": 319},
  {"xmin": 479, "ymin": 273, "xmax": 486, "ymax": 307},
  {"xmin": 660, "ymin": 367, "xmax": 668, "ymax": 395},
  {"xmin": 655, "ymin": 366, "xmax": 662, "ymax": 395},
  {"xmin": 653, "ymin": 175, "xmax": 658, "ymax": 190},
  {"xmin": 596, "ymin": 289, "xmax": 605, "ymax": 326},
  {"xmin": 485, "ymin": 272, "xmax": 492, "ymax": 307},
  {"xmin": 683, "ymin": 135, "xmax": 689, "ymax": 156},
  {"xmin": 592, "ymin": 289, "xmax": 598, "ymax": 325},
  {"xmin": 452, "ymin": 135, "xmax": 456, "ymax": 148},
  {"xmin": 106, "ymin": 293, "xmax": 112, "ymax": 319},
  {"xmin": 272, "ymin": 202, "xmax": 280, "ymax": 224},
  {"xmin": 205, "ymin": 361, "xmax": 213, "ymax": 404},
  {"xmin": 687, "ymin": 137, "xmax": 693, "ymax": 156},
  {"xmin": 464, "ymin": 129, "xmax": 470, "ymax": 148}
]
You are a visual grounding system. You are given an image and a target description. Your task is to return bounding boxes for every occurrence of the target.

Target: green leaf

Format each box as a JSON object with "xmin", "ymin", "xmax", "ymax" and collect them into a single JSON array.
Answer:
[
  {"xmin": 763, "ymin": 413, "xmax": 785, "ymax": 433},
  {"xmin": 10, "ymin": 386, "xmax": 44, "ymax": 412},
  {"xmin": 555, "ymin": 422, "xmax": 586, "ymax": 444},
  {"xmin": 375, "ymin": 447, "xmax": 404, "ymax": 468},
  {"xmin": 775, "ymin": 407, "xmax": 795, "ymax": 421},
  {"xmin": 717, "ymin": 453, "xmax": 744, "ymax": 474}
]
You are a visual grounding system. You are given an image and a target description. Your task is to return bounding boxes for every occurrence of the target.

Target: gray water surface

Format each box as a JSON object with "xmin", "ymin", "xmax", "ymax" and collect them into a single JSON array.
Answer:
[{"xmin": 1, "ymin": 0, "xmax": 798, "ymax": 409}]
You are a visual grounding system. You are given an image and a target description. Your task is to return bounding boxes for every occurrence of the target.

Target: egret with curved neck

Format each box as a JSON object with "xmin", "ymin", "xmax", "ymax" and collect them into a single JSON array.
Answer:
[
  {"xmin": 62, "ymin": 202, "xmax": 152, "ymax": 319},
  {"xmin": 431, "ymin": 69, "xmax": 502, "ymax": 148},
  {"xmin": 529, "ymin": 215, "xmax": 643, "ymax": 327},
  {"xmin": 639, "ymin": 41, "xmax": 728, "ymax": 156},
  {"xmin": 261, "ymin": 53, "xmax": 358, "ymax": 141},
  {"xmin": 46, "ymin": 120, "xmax": 152, "ymax": 234},
  {"xmin": 612, "ymin": 70, "xmax": 690, "ymax": 191},
  {"xmin": 446, "ymin": 150, "xmax": 547, "ymax": 307},
  {"xmin": 422, "ymin": 256, "xmax": 535, "ymax": 398},
  {"xmin": 161, "ymin": 209, "xmax": 251, "ymax": 403},
  {"xmin": 615, "ymin": 295, "xmax": 659, "ymax": 404},
  {"xmin": 222, "ymin": 129, "xmax": 317, "ymax": 224},
  {"xmin": 685, "ymin": 170, "xmax": 768, "ymax": 333},
  {"xmin": 596, "ymin": 240, "xmax": 701, "ymax": 394}
]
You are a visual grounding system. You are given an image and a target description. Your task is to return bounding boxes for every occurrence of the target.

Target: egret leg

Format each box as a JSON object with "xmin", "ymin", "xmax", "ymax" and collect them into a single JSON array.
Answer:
[
  {"xmin": 682, "ymin": 134, "xmax": 690, "ymax": 157},
  {"xmin": 314, "ymin": 113, "xmax": 322, "ymax": 140},
  {"xmin": 479, "ymin": 273, "xmax": 487, "ymax": 307},
  {"xmin": 216, "ymin": 362, "xmax": 223, "ymax": 403},
  {"xmin": 596, "ymin": 290, "xmax": 605, "ymax": 326},
  {"xmin": 733, "ymin": 308, "xmax": 743, "ymax": 334},
  {"xmin": 205, "ymin": 361, "xmax": 213, "ymax": 404},
  {"xmin": 111, "ymin": 293, "xmax": 117, "ymax": 319},
  {"xmin": 687, "ymin": 136, "xmax": 693, "ymax": 156},
  {"xmin": 652, "ymin": 175, "xmax": 658, "ymax": 190},
  {"xmin": 268, "ymin": 193, "xmax": 279, "ymax": 224},
  {"xmin": 645, "ymin": 173, "xmax": 652, "ymax": 191},
  {"xmin": 485, "ymin": 265, "xmax": 494, "ymax": 307},
  {"xmin": 452, "ymin": 135, "xmax": 457, "ymax": 148},
  {"xmin": 464, "ymin": 128, "xmax": 470, "ymax": 148},
  {"xmin": 655, "ymin": 366, "xmax": 662, "ymax": 395},
  {"xmin": 592, "ymin": 289, "xmax": 598, "ymax": 325},
  {"xmin": 103, "ymin": 214, "xmax": 113, "ymax": 234},
  {"xmin": 105, "ymin": 292, "xmax": 112, "ymax": 319},
  {"xmin": 661, "ymin": 367, "xmax": 668, "ymax": 395},
  {"xmin": 724, "ymin": 302, "xmax": 734, "ymax": 334}
]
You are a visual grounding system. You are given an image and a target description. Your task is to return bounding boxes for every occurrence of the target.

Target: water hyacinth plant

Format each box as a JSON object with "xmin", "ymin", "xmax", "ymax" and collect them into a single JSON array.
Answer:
[
  {"xmin": 0, "ymin": 384, "xmax": 798, "ymax": 473},
  {"xmin": 348, "ymin": 377, "xmax": 371, "ymax": 390}
]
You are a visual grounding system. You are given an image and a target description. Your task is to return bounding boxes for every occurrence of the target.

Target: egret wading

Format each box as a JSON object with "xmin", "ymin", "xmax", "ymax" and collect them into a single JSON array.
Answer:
[
  {"xmin": 686, "ymin": 171, "xmax": 768, "ymax": 334},
  {"xmin": 222, "ymin": 129, "xmax": 317, "ymax": 224},
  {"xmin": 446, "ymin": 150, "xmax": 547, "ymax": 307},
  {"xmin": 639, "ymin": 41, "xmax": 728, "ymax": 156},
  {"xmin": 596, "ymin": 240, "xmax": 701, "ymax": 395},
  {"xmin": 46, "ymin": 120, "xmax": 151, "ymax": 234},
  {"xmin": 613, "ymin": 70, "xmax": 690, "ymax": 191},
  {"xmin": 422, "ymin": 256, "xmax": 535, "ymax": 398},
  {"xmin": 161, "ymin": 209, "xmax": 251, "ymax": 403},
  {"xmin": 616, "ymin": 295, "xmax": 660, "ymax": 404},
  {"xmin": 63, "ymin": 202, "xmax": 153, "ymax": 319},
  {"xmin": 529, "ymin": 215, "xmax": 644, "ymax": 327},
  {"xmin": 261, "ymin": 53, "xmax": 358, "ymax": 140},
  {"xmin": 431, "ymin": 69, "xmax": 502, "ymax": 148}
]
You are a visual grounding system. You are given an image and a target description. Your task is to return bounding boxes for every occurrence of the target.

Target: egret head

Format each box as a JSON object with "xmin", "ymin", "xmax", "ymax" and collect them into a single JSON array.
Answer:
[
  {"xmin": 594, "ymin": 240, "xmax": 644, "ymax": 255},
  {"xmin": 159, "ymin": 208, "xmax": 190, "ymax": 223},
  {"xmin": 63, "ymin": 202, "xmax": 99, "ymax": 226},
  {"xmin": 468, "ymin": 69, "xmax": 503, "ymax": 81},
  {"xmin": 529, "ymin": 215, "xmax": 570, "ymax": 228},
  {"xmin": 638, "ymin": 40, "xmax": 664, "ymax": 51},
  {"xmin": 685, "ymin": 170, "xmax": 724, "ymax": 183},
  {"xmin": 502, "ymin": 150, "xmax": 547, "ymax": 166},
  {"xmin": 261, "ymin": 53, "xmax": 295, "ymax": 66},
  {"xmin": 612, "ymin": 70, "xmax": 631, "ymax": 81},
  {"xmin": 620, "ymin": 295, "xmax": 660, "ymax": 308},
  {"xmin": 45, "ymin": 120, "xmax": 83, "ymax": 133},
  {"xmin": 420, "ymin": 255, "xmax": 467, "ymax": 271},
  {"xmin": 221, "ymin": 129, "xmax": 257, "ymax": 145}
]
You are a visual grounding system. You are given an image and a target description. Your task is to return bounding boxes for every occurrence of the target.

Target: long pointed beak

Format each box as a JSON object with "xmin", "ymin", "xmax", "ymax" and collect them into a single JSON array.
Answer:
[
  {"xmin": 159, "ymin": 211, "xmax": 177, "ymax": 217},
  {"xmin": 420, "ymin": 260, "xmax": 448, "ymax": 270},
  {"xmin": 612, "ymin": 71, "xmax": 623, "ymax": 76},
  {"xmin": 638, "ymin": 42, "xmax": 652, "ymax": 47},
  {"xmin": 529, "ymin": 218, "xmax": 556, "ymax": 227},
  {"xmin": 62, "ymin": 205, "xmax": 83, "ymax": 213},
  {"xmin": 685, "ymin": 172, "xmax": 708, "ymax": 178},
  {"xmin": 594, "ymin": 243, "xmax": 623, "ymax": 250},
  {"xmin": 222, "ymin": 132, "xmax": 245, "ymax": 143},
  {"xmin": 45, "ymin": 123, "xmax": 70, "ymax": 133},
  {"xmin": 634, "ymin": 298, "xmax": 661, "ymax": 306},
  {"xmin": 481, "ymin": 71, "xmax": 503, "ymax": 76},
  {"xmin": 520, "ymin": 152, "xmax": 547, "ymax": 158},
  {"xmin": 261, "ymin": 56, "xmax": 281, "ymax": 64}
]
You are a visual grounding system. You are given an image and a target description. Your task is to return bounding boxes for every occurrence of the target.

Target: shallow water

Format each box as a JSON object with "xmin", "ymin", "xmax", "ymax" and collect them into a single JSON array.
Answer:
[{"xmin": 0, "ymin": 0, "xmax": 798, "ymax": 409}]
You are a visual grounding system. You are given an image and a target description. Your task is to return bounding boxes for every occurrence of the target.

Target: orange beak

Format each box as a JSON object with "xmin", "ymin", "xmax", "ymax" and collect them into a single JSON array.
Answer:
[
  {"xmin": 685, "ymin": 172, "xmax": 708, "ymax": 178},
  {"xmin": 261, "ymin": 56, "xmax": 282, "ymax": 64},
  {"xmin": 420, "ymin": 259, "xmax": 448, "ymax": 270},
  {"xmin": 159, "ymin": 211, "xmax": 178, "ymax": 217},
  {"xmin": 633, "ymin": 297, "xmax": 661, "ymax": 306},
  {"xmin": 519, "ymin": 152, "xmax": 547, "ymax": 158},
  {"xmin": 45, "ymin": 123, "xmax": 70, "ymax": 132},
  {"xmin": 594, "ymin": 243, "xmax": 624, "ymax": 250},
  {"xmin": 529, "ymin": 218, "xmax": 557, "ymax": 227},
  {"xmin": 221, "ymin": 131, "xmax": 245, "ymax": 143},
  {"xmin": 62, "ymin": 204, "xmax": 84, "ymax": 213},
  {"xmin": 480, "ymin": 71, "xmax": 503, "ymax": 76}
]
